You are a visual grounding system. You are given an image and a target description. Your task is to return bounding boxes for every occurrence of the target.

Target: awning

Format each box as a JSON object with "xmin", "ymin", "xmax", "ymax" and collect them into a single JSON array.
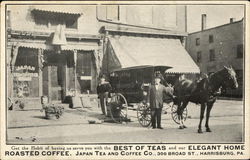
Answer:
[
  {"xmin": 108, "ymin": 36, "xmax": 200, "ymax": 74},
  {"xmin": 61, "ymin": 44, "xmax": 98, "ymax": 51},
  {"xmin": 32, "ymin": 5, "xmax": 82, "ymax": 16},
  {"xmin": 18, "ymin": 42, "xmax": 53, "ymax": 50}
]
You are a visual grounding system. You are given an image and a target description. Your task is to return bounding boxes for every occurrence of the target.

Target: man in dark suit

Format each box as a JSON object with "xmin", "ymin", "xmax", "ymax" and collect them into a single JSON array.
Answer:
[
  {"xmin": 97, "ymin": 75, "xmax": 112, "ymax": 116},
  {"xmin": 148, "ymin": 72, "xmax": 174, "ymax": 129}
]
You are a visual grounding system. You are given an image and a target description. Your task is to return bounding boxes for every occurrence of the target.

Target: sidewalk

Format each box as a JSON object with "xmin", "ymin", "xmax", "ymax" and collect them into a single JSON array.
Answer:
[{"xmin": 8, "ymin": 99, "xmax": 104, "ymax": 129}]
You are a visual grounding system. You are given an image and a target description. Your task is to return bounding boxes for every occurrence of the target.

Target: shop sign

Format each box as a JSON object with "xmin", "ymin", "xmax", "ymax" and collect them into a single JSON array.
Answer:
[
  {"xmin": 15, "ymin": 65, "xmax": 36, "ymax": 71},
  {"xmin": 80, "ymin": 76, "xmax": 92, "ymax": 80},
  {"xmin": 17, "ymin": 76, "xmax": 32, "ymax": 81},
  {"xmin": 13, "ymin": 73, "xmax": 39, "ymax": 77}
]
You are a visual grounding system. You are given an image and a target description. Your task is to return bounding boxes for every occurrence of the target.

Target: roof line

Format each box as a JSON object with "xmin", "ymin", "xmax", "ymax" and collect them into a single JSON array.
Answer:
[
  {"xmin": 102, "ymin": 25, "xmax": 188, "ymax": 37},
  {"xmin": 188, "ymin": 19, "xmax": 244, "ymax": 35}
]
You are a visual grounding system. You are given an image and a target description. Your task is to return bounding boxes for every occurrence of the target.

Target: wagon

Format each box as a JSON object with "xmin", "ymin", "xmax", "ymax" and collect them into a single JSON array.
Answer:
[{"xmin": 106, "ymin": 65, "xmax": 188, "ymax": 126}]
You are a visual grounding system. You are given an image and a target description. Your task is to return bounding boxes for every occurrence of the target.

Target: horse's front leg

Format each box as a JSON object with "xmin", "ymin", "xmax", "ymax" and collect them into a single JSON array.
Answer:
[
  {"xmin": 177, "ymin": 101, "xmax": 188, "ymax": 129},
  {"xmin": 177, "ymin": 104, "xmax": 184, "ymax": 129},
  {"xmin": 205, "ymin": 102, "xmax": 214, "ymax": 132},
  {"xmin": 198, "ymin": 103, "xmax": 206, "ymax": 133},
  {"xmin": 180, "ymin": 101, "xmax": 189, "ymax": 129}
]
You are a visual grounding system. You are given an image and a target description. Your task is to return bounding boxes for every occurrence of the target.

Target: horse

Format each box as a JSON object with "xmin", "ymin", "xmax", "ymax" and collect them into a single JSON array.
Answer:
[{"xmin": 174, "ymin": 66, "xmax": 238, "ymax": 133}]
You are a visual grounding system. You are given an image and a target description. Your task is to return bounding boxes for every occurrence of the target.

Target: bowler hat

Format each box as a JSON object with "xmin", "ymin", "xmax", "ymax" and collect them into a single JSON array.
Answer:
[{"xmin": 154, "ymin": 71, "xmax": 163, "ymax": 79}]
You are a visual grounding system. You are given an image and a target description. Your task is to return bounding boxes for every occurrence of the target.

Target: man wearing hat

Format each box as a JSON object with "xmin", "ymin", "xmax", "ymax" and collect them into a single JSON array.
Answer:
[
  {"xmin": 97, "ymin": 75, "xmax": 112, "ymax": 115},
  {"xmin": 148, "ymin": 72, "xmax": 174, "ymax": 129}
]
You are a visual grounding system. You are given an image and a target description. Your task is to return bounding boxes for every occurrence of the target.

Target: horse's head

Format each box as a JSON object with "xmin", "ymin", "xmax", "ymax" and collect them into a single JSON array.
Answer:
[{"xmin": 222, "ymin": 66, "xmax": 238, "ymax": 89}]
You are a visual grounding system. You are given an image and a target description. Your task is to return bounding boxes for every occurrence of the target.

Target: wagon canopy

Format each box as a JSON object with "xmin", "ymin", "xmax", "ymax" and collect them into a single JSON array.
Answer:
[{"xmin": 107, "ymin": 36, "xmax": 200, "ymax": 74}]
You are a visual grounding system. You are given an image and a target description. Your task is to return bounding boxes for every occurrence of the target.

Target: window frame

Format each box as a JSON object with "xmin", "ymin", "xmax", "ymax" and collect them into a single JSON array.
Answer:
[
  {"xmin": 196, "ymin": 51, "xmax": 202, "ymax": 63},
  {"xmin": 106, "ymin": 5, "xmax": 120, "ymax": 22},
  {"xmin": 209, "ymin": 49, "xmax": 215, "ymax": 62},
  {"xmin": 196, "ymin": 38, "xmax": 200, "ymax": 46},
  {"xmin": 209, "ymin": 34, "xmax": 214, "ymax": 43},
  {"xmin": 33, "ymin": 12, "xmax": 78, "ymax": 30}
]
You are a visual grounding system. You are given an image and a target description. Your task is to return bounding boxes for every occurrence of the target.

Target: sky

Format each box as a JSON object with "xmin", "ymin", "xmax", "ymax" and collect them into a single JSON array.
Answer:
[{"xmin": 187, "ymin": 5, "xmax": 244, "ymax": 33}]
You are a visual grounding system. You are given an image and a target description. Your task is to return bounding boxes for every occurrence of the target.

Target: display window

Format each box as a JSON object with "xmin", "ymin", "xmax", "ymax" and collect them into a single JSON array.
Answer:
[{"xmin": 13, "ymin": 47, "xmax": 39, "ymax": 98}]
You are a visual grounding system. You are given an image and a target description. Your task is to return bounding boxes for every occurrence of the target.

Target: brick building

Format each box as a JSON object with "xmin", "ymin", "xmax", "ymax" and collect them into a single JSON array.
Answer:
[{"xmin": 186, "ymin": 15, "xmax": 244, "ymax": 97}]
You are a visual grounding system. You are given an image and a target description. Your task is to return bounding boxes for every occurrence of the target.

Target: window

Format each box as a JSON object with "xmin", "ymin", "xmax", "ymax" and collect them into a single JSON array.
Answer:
[
  {"xmin": 106, "ymin": 5, "xmax": 119, "ymax": 21},
  {"xmin": 197, "ymin": 51, "xmax": 202, "ymax": 63},
  {"xmin": 33, "ymin": 12, "xmax": 78, "ymax": 29},
  {"xmin": 237, "ymin": 44, "xmax": 243, "ymax": 58},
  {"xmin": 34, "ymin": 14, "xmax": 48, "ymax": 28},
  {"xmin": 6, "ymin": 10, "xmax": 11, "ymax": 28},
  {"xmin": 66, "ymin": 19, "xmax": 78, "ymax": 29},
  {"xmin": 76, "ymin": 51, "xmax": 93, "ymax": 93},
  {"xmin": 13, "ymin": 47, "xmax": 39, "ymax": 98},
  {"xmin": 196, "ymin": 38, "xmax": 200, "ymax": 46},
  {"xmin": 209, "ymin": 49, "xmax": 215, "ymax": 61},
  {"xmin": 209, "ymin": 35, "xmax": 214, "ymax": 43}
]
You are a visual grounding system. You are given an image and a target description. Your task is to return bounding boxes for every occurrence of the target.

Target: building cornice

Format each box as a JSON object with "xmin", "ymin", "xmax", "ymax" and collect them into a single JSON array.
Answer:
[
  {"xmin": 101, "ymin": 25, "xmax": 188, "ymax": 37},
  {"xmin": 8, "ymin": 29, "xmax": 101, "ymax": 41}
]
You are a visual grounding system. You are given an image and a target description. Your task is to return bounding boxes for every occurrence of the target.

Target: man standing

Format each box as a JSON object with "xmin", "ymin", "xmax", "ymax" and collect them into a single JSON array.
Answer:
[
  {"xmin": 97, "ymin": 75, "xmax": 112, "ymax": 116},
  {"xmin": 148, "ymin": 72, "xmax": 174, "ymax": 129}
]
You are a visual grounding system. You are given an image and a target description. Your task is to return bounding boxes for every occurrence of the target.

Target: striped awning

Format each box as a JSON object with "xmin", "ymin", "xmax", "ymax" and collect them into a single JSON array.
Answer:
[
  {"xmin": 17, "ymin": 42, "xmax": 53, "ymax": 50},
  {"xmin": 61, "ymin": 44, "xmax": 98, "ymax": 51},
  {"xmin": 32, "ymin": 5, "xmax": 83, "ymax": 15},
  {"xmin": 16, "ymin": 42, "xmax": 98, "ymax": 51},
  {"xmin": 108, "ymin": 36, "xmax": 200, "ymax": 74}
]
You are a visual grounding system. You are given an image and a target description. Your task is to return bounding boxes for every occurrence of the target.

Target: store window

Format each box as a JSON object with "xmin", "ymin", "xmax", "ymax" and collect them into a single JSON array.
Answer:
[
  {"xmin": 13, "ymin": 47, "xmax": 39, "ymax": 98},
  {"xmin": 197, "ymin": 51, "xmax": 202, "ymax": 63},
  {"xmin": 209, "ymin": 49, "xmax": 215, "ymax": 61}
]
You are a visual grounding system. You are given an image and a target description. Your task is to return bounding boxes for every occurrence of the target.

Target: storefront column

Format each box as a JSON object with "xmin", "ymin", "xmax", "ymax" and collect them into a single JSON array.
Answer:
[
  {"xmin": 38, "ymin": 48, "xmax": 43, "ymax": 97},
  {"xmin": 10, "ymin": 44, "xmax": 19, "ymax": 73},
  {"xmin": 7, "ymin": 44, "xmax": 13, "ymax": 98},
  {"xmin": 47, "ymin": 66, "xmax": 51, "ymax": 102},
  {"xmin": 73, "ymin": 49, "xmax": 77, "ymax": 94}
]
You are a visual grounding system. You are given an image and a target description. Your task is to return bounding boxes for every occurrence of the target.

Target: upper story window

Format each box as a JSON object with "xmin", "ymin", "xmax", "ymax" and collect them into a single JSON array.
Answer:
[
  {"xmin": 106, "ymin": 5, "xmax": 120, "ymax": 21},
  {"xmin": 236, "ymin": 44, "xmax": 243, "ymax": 58},
  {"xmin": 6, "ymin": 10, "xmax": 11, "ymax": 28},
  {"xmin": 197, "ymin": 51, "xmax": 202, "ymax": 63},
  {"xmin": 209, "ymin": 35, "xmax": 214, "ymax": 43},
  {"xmin": 209, "ymin": 49, "xmax": 215, "ymax": 61},
  {"xmin": 32, "ymin": 9, "xmax": 80, "ymax": 30},
  {"xmin": 196, "ymin": 38, "xmax": 200, "ymax": 46}
]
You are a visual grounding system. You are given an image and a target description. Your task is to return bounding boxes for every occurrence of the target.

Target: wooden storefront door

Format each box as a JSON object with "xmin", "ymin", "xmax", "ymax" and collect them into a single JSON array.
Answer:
[
  {"xmin": 50, "ymin": 65, "xmax": 63, "ymax": 102},
  {"xmin": 42, "ymin": 51, "xmax": 66, "ymax": 103}
]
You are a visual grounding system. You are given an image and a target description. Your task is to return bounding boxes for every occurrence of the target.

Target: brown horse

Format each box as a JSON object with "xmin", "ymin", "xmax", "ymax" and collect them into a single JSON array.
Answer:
[{"xmin": 174, "ymin": 66, "xmax": 238, "ymax": 133}]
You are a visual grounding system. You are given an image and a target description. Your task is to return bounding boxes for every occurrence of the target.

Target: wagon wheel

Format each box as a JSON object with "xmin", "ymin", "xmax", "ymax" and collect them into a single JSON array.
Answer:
[
  {"xmin": 171, "ymin": 104, "xmax": 188, "ymax": 124},
  {"xmin": 109, "ymin": 93, "xmax": 128, "ymax": 123},
  {"xmin": 137, "ymin": 103, "xmax": 151, "ymax": 127}
]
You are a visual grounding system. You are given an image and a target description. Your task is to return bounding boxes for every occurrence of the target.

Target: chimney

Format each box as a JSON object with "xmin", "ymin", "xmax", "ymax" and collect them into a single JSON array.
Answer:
[
  {"xmin": 230, "ymin": 18, "xmax": 236, "ymax": 23},
  {"xmin": 201, "ymin": 14, "xmax": 207, "ymax": 31}
]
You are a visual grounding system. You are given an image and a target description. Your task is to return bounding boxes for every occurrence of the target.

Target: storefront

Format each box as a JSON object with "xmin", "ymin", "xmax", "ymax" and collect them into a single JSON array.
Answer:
[{"xmin": 7, "ymin": 30, "xmax": 101, "ymax": 107}]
